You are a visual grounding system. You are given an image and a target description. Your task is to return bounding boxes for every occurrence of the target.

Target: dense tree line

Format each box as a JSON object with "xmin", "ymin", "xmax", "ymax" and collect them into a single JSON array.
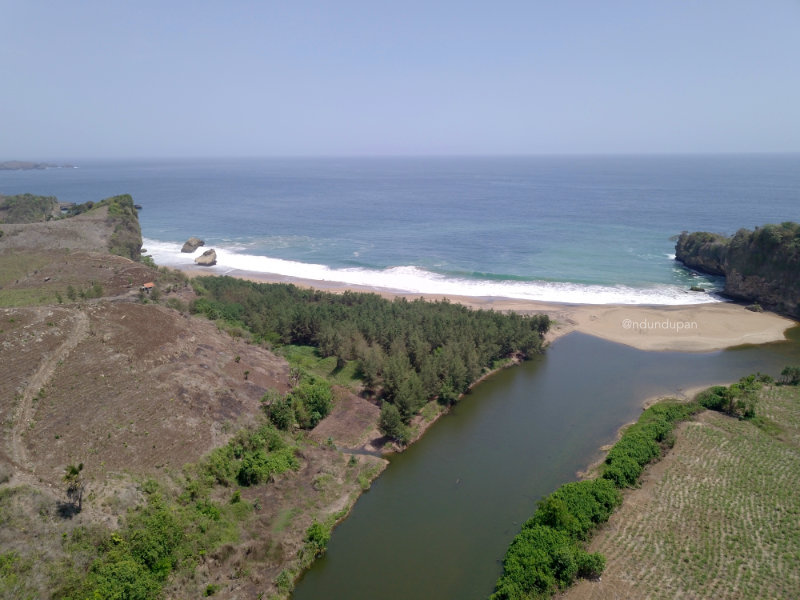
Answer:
[{"xmin": 191, "ymin": 277, "xmax": 549, "ymax": 429}]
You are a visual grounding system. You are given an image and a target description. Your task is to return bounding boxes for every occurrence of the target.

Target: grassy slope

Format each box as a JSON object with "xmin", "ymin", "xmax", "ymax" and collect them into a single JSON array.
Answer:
[{"xmin": 566, "ymin": 385, "xmax": 800, "ymax": 600}]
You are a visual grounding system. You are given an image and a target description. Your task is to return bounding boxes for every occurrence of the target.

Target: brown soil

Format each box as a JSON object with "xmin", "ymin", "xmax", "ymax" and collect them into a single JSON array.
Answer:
[
  {"xmin": 309, "ymin": 387, "xmax": 381, "ymax": 449},
  {"xmin": 1, "ymin": 300, "xmax": 290, "ymax": 487},
  {"xmin": 0, "ymin": 202, "xmax": 404, "ymax": 599},
  {"xmin": 0, "ymin": 205, "xmax": 117, "ymax": 254},
  {"xmin": 0, "ymin": 249, "xmax": 157, "ymax": 300},
  {"xmin": 0, "ymin": 237, "xmax": 393, "ymax": 597}
]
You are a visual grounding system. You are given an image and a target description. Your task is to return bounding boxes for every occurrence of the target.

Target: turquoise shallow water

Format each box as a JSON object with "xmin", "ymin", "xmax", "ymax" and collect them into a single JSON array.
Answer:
[{"xmin": 2, "ymin": 155, "xmax": 798, "ymax": 303}]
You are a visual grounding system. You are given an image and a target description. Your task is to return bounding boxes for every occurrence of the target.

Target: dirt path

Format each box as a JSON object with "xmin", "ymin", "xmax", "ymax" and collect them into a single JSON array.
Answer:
[{"xmin": 10, "ymin": 310, "xmax": 90, "ymax": 472}]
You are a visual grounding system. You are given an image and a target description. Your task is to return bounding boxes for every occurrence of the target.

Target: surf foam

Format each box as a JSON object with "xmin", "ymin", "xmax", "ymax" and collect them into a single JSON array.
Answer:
[{"xmin": 143, "ymin": 238, "xmax": 722, "ymax": 306}]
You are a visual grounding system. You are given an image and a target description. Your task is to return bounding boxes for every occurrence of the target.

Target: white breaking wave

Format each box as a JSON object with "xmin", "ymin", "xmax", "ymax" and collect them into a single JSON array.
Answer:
[{"xmin": 143, "ymin": 238, "xmax": 723, "ymax": 306}]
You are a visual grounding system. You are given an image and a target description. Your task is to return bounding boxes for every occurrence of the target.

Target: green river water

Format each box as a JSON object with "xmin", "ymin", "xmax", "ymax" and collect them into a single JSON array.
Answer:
[{"xmin": 293, "ymin": 329, "xmax": 800, "ymax": 600}]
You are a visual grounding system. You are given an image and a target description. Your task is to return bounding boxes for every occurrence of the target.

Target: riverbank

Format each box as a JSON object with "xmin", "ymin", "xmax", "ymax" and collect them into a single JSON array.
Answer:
[
  {"xmin": 183, "ymin": 266, "xmax": 795, "ymax": 352},
  {"xmin": 577, "ymin": 380, "xmax": 729, "ymax": 480}
]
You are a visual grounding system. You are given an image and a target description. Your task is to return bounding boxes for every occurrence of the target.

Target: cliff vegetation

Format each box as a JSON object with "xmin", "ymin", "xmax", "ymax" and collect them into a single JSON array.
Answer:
[
  {"xmin": 0, "ymin": 193, "xmax": 59, "ymax": 223},
  {"xmin": 676, "ymin": 222, "xmax": 800, "ymax": 318}
]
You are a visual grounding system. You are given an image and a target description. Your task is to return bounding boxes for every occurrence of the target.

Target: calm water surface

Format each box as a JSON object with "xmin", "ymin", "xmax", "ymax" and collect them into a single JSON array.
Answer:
[{"xmin": 293, "ymin": 330, "xmax": 800, "ymax": 600}]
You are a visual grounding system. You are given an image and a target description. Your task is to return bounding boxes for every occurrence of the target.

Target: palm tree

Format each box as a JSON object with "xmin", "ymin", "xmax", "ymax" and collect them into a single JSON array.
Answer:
[{"xmin": 64, "ymin": 463, "xmax": 85, "ymax": 512}]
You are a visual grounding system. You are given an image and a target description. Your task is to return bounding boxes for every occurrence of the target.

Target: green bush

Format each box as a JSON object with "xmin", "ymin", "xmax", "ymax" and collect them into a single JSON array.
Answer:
[
  {"xmin": 83, "ymin": 554, "xmax": 161, "ymax": 600},
  {"xmin": 601, "ymin": 401, "xmax": 702, "ymax": 488},
  {"xmin": 697, "ymin": 385, "xmax": 729, "ymax": 411},
  {"xmin": 530, "ymin": 479, "xmax": 621, "ymax": 540},
  {"xmin": 577, "ymin": 552, "xmax": 605, "ymax": 578},
  {"xmin": 201, "ymin": 422, "xmax": 299, "ymax": 487},
  {"xmin": 267, "ymin": 396, "xmax": 295, "ymax": 431},
  {"xmin": 236, "ymin": 447, "xmax": 298, "ymax": 486},
  {"xmin": 289, "ymin": 378, "xmax": 333, "ymax": 428},
  {"xmin": 780, "ymin": 366, "xmax": 800, "ymax": 385},
  {"xmin": 304, "ymin": 521, "xmax": 331, "ymax": 558},
  {"xmin": 696, "ymin": 375, "xmax": 763, "ymax": 418},
  {"xmin": 491, "ymin": 525, "xmax": 598, "ymax": 599},
  {"xmin": 493, "ymin": 400, "xmax": 699, "ymax": 599}
]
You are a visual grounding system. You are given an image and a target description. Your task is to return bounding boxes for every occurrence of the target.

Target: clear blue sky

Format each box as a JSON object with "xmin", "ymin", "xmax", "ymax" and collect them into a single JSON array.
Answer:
[{"xmin": 3, "ymin": 1, "xmax": 799, "ymax": 158}]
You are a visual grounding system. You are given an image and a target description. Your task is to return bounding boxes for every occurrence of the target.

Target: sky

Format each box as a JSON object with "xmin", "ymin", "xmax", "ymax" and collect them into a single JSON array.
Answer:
[{"xmin": 2, "ymin": 1, "xmax": 800, "ymax": 159}]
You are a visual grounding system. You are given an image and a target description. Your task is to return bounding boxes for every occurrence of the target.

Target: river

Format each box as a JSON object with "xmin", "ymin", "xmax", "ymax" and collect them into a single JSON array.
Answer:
[{"xmin": 293, "ymin": 329, "xmax": 800, "ymax": 600}]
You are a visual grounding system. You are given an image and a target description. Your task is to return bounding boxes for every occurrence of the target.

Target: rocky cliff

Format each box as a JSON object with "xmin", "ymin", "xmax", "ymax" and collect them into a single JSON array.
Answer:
[
  {"xmin": 99, "ymin": 194, "xmax": 142, "ymax": 260},
  {"xmin": 676, "ymin": 223, "xmax": 800, "ymax": 319}
]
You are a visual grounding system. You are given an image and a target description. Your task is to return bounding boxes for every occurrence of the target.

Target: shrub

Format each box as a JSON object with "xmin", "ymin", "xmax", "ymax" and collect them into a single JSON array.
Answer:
[
  {"xmin": 267, "ymin": 397, "xmax": 295, "ymax": 431},
  {"xmin": 493, "ymin": 400, "xmax": 700, "ymax": 599},
  {"xmin": 577, "ymin": 552, "xmax": 605, "ymax": 578},
  {"xmin": 304, "ymin": 520, "xmax": 332, "ymax": 558},
  {"xmin": 780, "ymin": 366, "xmax": 800, "ymax": 385},
  {"xmin": 697, "ymin": 385, "xmax": 729, "ymax": 411},
  {"xmin": 289, "ymin": 378, "xmax": 333, "ymax": 428},
  {"xmin": 530, "ymin": 479, "xmax": 621, "ymax": 540}
]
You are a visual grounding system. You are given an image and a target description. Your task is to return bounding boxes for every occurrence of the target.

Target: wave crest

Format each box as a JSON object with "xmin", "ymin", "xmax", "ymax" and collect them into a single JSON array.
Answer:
[{"xmin": 143, "ymin": 238, "xmax": 721, "ymax": 306}]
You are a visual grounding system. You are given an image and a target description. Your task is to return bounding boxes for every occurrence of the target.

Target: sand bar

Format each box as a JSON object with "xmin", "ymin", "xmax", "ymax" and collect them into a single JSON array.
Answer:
[{"xmin": 184, "ymin": 267, "xmax": 796, "ymax": 353}]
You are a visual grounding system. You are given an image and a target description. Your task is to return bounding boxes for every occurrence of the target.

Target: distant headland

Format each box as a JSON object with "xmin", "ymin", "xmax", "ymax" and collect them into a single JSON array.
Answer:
[{"xmin": 0, "ymin": 160, "xmax": 76, "ymax": 170}]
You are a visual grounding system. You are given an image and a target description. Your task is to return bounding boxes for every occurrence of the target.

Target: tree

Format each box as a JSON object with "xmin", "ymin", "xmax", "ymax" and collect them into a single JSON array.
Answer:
[
  {"xmin": 304, "ymin": 521, "xmax": 331, "ymax": 557},
  {"xmin": 266, "ymin": 397, "xmax": 294, "ymax": 431},
  {"xmin": 780, "ymin": 366, "xmax": 800, "ymax": 385},
  {"xmin": 64, "ymin": 463, "xmax": 85, "ymax": 512},
  {"xmin": 379, "ymin": 403, "xmax": 409, "ymax": 444}
]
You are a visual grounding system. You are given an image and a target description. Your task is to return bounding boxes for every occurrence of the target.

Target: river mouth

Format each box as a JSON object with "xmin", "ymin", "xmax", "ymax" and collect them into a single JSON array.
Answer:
[{"xmin": 292, "ymin": 329, "xmax": 800, "ymax": 600}]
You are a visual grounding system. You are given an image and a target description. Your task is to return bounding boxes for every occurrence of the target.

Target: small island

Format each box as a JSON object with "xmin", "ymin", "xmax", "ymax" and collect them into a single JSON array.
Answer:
[{"xmin": 0, "ymin": 160, "xmax": 75, "ymax": 170}]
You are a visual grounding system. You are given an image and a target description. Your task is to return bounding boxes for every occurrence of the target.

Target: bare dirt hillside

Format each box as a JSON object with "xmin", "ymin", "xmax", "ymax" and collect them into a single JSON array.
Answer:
[
  {"xmin": 1, "ymin": 301, "xmax": 290, "ymax": 487},
  {"xmin": 0, "ymin": 198, "xmax": 394, "ymax": 598},
  {"xmin": 0, "ymin": 204, "xmax": 119, "ymax": 253}
]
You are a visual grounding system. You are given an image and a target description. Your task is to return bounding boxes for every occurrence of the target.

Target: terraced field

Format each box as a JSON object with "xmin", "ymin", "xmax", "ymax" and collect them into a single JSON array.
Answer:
[{"xmin": 566, "ymin": 385, "xmax": 800, "ymax": 600}]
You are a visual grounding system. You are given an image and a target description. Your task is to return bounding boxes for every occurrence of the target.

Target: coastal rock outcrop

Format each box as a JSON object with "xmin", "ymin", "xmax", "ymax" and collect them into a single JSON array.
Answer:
[
  {"xmin": 194, "ymin": 248, "xmax": 217, "ymax": 266},
  {"xmin": 675, "ymin": 223, "xmax": 800, "ymax": 318},
  {"xmin": 181, "ymin": 237, "xmax": 205, "ymax": 253}
]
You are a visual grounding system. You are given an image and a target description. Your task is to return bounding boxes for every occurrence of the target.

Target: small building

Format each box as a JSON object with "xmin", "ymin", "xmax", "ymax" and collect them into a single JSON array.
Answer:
[{"xmin": 140, "ymin": 282, "xmax": 155, "ymax": 293}]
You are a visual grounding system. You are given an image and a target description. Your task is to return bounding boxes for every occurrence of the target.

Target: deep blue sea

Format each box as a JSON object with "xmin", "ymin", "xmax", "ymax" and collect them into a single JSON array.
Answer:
[{"xmin": 2, "ymin": 155, "xmax": 798, "ymax": 304}]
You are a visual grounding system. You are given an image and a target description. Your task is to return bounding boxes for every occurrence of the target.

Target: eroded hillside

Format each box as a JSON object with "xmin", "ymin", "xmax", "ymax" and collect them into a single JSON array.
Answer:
[{"xmin": 0, "ymin": 195, "xmax": 387, "ymax": 598}]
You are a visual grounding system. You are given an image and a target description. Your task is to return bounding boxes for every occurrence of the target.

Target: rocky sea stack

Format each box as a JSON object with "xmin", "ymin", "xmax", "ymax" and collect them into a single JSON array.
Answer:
[
  {"xmin": 675, "ymin": 222, "xmax": 800, "ymax": 319},
  {"xmin": 195, "ymin": 248, "xmax": 217, "ymax": 266},
  {"xmin": 181, "ymin": 237, "xmax": 205, "ymax": 253}
]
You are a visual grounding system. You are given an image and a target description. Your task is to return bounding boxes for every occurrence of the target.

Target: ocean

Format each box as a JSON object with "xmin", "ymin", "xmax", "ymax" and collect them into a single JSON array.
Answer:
[{"xmin": 2, "ymin": 155, "xmax": 798, "ymax": 304}]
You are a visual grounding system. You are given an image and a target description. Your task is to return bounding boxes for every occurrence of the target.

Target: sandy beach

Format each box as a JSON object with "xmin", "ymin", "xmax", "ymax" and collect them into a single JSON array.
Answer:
[{"xmin": 184, "ymin": 267, "xmax": 796, "ymax": 353}]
